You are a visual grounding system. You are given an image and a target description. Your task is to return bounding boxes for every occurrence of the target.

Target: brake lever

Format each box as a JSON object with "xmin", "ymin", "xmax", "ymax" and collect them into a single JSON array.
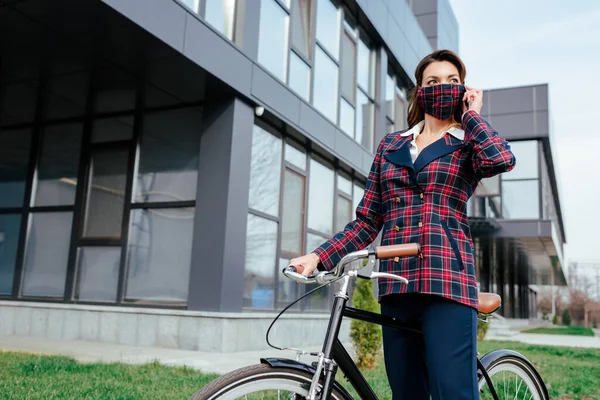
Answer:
[{"xmin": 370, "ymin": 272, "xmax": 409, "ymax": 284}]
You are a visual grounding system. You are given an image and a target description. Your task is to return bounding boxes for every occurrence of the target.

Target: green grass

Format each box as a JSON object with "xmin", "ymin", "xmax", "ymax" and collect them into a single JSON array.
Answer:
[
  {"xmin": 1, "ymin": 341, "xmax": 599, "ymax": 399},
  {"xmin": 521, "ymin": 325, "xmax": 595, "ymax": 336},
  {"xmin": 0, "ymin": 351, "xmax": 218, "ymax": 399}
]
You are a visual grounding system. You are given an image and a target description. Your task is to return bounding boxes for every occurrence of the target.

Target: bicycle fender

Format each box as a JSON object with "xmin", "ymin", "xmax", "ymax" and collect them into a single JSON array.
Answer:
[
  {"xmin": 260, "ymin": 358, "xmax": 354, "ymax": 400},
  {"xmin": 478, "ymin": 349, "xmax": 549, "ymax": 399}
]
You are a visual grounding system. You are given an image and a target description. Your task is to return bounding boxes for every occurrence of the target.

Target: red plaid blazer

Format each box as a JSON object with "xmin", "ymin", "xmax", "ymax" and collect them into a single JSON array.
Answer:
[{"xmin": 313, "ymin": 110, "xmax": 516, "ymax": 310}]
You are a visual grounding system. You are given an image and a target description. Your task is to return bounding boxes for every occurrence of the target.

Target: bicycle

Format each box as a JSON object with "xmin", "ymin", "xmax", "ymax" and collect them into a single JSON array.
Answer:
[{"xmin": 190, "ymin": 243, "xmax": 549, "ymax": 400}]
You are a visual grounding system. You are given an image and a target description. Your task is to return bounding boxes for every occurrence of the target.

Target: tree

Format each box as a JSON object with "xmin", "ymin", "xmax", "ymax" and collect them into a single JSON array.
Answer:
[
  {"xmin": 562, "ymin": 308, "xmax": 572, "ymax": 326},
  {"xmin": 350, "ymin": 278, "xmax": 382, "ymax": 369}
]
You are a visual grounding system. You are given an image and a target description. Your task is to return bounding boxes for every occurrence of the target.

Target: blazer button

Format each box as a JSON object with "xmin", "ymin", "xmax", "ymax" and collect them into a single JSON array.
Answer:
[
  {"xmin": 395, "ymin": 197, "xmax": 402, "ymax": 203},
  {"xmin": 418, "ymin": 221, "xmax": 423, "ymax": 227},
  {"xmin": 394, "ymin": 257, "xmax": 400, "ymax": 262},
  {"xmin": 395, "ymin": 225, "xmax": 400, "ymax": 232},
  {"xmin": 420, "ymin": 193, "xmax": 424, "ymax": 199}
]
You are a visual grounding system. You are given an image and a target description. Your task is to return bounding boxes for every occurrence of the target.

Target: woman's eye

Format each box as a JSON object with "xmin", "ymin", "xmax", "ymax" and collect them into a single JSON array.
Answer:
[
  {"xmin": 451, "ymin": 79, "xmax": 459, "ymax": 83},
  {"xmin": 427, "ymin": 80, "xmax": 437, "ymax": 85}
]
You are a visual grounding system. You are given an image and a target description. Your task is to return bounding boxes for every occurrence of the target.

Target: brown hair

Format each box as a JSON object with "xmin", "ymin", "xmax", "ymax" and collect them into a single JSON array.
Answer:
[{"xmin": 406, "ymin": 49, "xmax": 467, "ymax": 129}]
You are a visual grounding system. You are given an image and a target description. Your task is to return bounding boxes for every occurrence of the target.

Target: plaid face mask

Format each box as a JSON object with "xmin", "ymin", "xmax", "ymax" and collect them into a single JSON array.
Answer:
[{"xmin": 417, "ymin": 83, "xmax": 466, "ymax": 120}]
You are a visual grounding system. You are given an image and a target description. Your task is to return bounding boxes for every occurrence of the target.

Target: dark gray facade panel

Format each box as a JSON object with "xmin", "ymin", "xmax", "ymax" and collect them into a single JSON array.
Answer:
[
  {"xmin": 387, "ymin": 15, "xmax": 408, "ymax": 63},
  {"xmin": 236, "ymin": 0, "xmax": 261, "ymax": 61},
  {"xmin": 535, "ymin": 110, "xmax": 549, "ymax": 136},
  {"xmin": 495, "ymin": 220, "xmax": 552, "ymax": 238},
  {"xmin": 183, "ymin": 15, "xmax": 253, "ymax": 97},
  {"xmin": 188, "ymin": 98, "xmax": 253, "ymax": 312},
  {"xmin": 362, "ymin": 150, "xmax": 376, "ymax": 174},
  {"xmin": 101, "ymin": 0, "xmax": 186, "ymax": 53},
  {"xmin": 251, "ymin": 66, "xmax": 301, "ymax": 126},
  {"xmin": 366, "ymin": 0, "xmax": 390, "ymax": 42},
  {"xmin": 298, "ymin": 103, "xmax": 336, "ymax": 150},
  {"xmin": 334, "ymin": 130, "xmax": 364, "ymax": 170},
  {"xmin": 388, "ymin": 0, "xmax": 407, "ymax": 28},
  {"xmin": 487, "ymin": 86, "xmax": 535, "ymax": 115},
  {"xmin": 534, "ymin": 85, "xmax": 549, "ymax": 111},
  {"xmin": 411, "ymin": 0, "xmax": 437, "ymax": 16},
  {"xmin": 416, "ymin": 13, "xmax": 438, "ymax": 39},
  {"xmin": 486, "ymin": 112, "xmax": 537, "ymax": 141}
]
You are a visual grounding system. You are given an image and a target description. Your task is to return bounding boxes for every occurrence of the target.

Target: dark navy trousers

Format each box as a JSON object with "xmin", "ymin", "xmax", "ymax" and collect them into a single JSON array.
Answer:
[{"xmin": 380, "ymin": 293, "xmax": 478, "ymax": 399}]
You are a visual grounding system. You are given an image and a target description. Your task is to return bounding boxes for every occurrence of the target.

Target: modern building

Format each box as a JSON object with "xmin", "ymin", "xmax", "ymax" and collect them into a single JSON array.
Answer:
[{"xmin": 0, "ymin": 0, "xmax": 566, "ymax": 352}]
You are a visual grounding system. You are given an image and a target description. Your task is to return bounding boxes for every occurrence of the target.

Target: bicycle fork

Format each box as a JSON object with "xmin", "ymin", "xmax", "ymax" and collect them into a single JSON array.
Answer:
[{"xmin": 307, "ymin": 275, "xmax": 351, "ymax": 400}]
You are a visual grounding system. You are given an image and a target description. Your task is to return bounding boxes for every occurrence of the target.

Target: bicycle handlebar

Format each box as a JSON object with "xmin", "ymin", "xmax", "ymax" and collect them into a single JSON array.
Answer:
[{"xmin": 283, "ymin": 243, "xmax": 419, "ymax": 284}]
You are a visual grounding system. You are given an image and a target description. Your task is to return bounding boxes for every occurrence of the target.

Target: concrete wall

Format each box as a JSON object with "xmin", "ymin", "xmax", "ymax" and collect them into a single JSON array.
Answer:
[
  {"xmin": 0, "ymin": 301, "xmax": 350, "ymax": 352},
  {"xmin": 409, "ymin": 0, "xmax": 459, "ymax": 53}
]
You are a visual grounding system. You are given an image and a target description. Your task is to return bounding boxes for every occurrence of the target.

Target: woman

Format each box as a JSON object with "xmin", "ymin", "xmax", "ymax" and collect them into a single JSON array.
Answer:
[{"xmin": 289, "ymin": 49, "xmax": 515, "ymax": 399}]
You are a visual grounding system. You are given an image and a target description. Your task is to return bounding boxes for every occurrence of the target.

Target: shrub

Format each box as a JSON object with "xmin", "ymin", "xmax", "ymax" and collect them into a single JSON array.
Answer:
[
  {"xmin": 542, "ymin": 311, "xmax": 548, "ymax": 321},
  {"xmin": 552, "ymin": 314, "xmax": 559, "ymax": 325},
  {"xmin": 350, "ymin": 278, "xmax": 382, "ymax": 370},
  {"xmin": 477, "ymin": 313, "xmax": 489, "ymax": 341},
  {"xmin": 593, "ymin": 319, "xmax": 597, "ymax": 329},
  {"xmin": 562, "ymin": 308, "xmax": 572, "ymax": 326}
]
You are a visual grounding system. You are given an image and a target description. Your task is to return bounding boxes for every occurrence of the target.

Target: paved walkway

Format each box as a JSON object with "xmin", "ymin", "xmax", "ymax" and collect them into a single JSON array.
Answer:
[
  {"xmin": 0, "ymin": 334, "xmax": 329, "ymax": 375},
  {"xmin": 486, "ymin": 332, "xmax": 600, "ymax": 348}
]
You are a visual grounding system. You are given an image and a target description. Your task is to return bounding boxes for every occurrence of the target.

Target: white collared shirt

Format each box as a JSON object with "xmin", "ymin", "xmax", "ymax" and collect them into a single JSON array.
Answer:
[{"xmin": 401, "ymin": 120, "xmax": 465, "ymax": 163}]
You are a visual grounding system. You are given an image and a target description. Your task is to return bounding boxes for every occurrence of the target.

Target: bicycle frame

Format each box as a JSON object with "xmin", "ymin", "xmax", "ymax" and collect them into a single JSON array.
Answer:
[{"xmin": 298, "ymin": 275, "xmax": 500, "ymax": 400}]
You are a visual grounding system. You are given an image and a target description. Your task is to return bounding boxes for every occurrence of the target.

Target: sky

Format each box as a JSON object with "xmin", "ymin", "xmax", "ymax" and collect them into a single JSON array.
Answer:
[{"xmin": 448, "ymin": 0, "xmax": 600, "ymax": 273}]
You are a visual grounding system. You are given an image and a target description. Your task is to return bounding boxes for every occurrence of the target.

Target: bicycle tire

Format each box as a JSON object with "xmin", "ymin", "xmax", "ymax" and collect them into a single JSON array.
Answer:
[
  {"xmin": 478, "ymin": 355, "xmax": 548, "ymax": 400},
  {"xmin": 190, "ymin": 363, "xmax": 352, "ymax": 400}
]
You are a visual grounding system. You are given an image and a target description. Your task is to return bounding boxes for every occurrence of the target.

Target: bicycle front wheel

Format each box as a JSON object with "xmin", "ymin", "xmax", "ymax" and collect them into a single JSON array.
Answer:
[
  {"xmin": 478, "ymin": 355, "xmax": 548, "ymax": 400},
  {"xmin": 190, "ymin": 363, "xmax": 351, "ymax": 400}
]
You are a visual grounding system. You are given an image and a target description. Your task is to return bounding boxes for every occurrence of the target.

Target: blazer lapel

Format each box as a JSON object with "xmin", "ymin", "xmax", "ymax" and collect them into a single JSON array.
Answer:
[
  {"xmin": 383, "ymin": 139, "xmax": 414, "ymax": 171},
  {"xmin": 413, "ymin": 135, "xmax": 463, "ymax": 174}
]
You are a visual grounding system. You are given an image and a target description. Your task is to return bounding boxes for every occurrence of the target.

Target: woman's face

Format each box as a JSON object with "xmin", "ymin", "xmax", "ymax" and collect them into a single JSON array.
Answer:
[{"xmin": 421, "ymin": 61, "xmax": 461, "ymax": 87}]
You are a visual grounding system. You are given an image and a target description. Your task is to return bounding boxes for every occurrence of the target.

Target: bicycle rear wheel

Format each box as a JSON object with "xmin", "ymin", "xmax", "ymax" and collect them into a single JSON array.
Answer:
[
  {"xmin": 478, "ymin": 355, "xmax": 548, "ymax": 400},
  {"xmin": 190, "ymin": 363, "xmax": 351, "ymax": 400}
]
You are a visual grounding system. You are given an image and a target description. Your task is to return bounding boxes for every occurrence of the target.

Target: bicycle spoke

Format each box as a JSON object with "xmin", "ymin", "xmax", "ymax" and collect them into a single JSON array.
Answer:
[{"xmin": 513, "ymin": 375, "xmax": 523, "ymax": 400}]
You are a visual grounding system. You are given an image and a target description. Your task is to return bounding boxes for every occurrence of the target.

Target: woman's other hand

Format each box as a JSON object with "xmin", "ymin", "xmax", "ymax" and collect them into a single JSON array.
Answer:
[{"xmin": 463, "ymin": 85, "xmax": 483, "ymax": 114}]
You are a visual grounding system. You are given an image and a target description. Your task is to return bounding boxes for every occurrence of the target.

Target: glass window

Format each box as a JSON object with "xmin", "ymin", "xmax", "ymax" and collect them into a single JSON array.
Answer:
[
  {"xmin": 281, "ymin": 170, "xmax": 305, "ymax": 254},
  {"xmin": 357, "ymin": 40, "xmax": 372, "ymax": 94},
  {"xmin": 136, "ymin": 108, "xmax": 201, "ymax": 203},
  {"xmin": 337, "ymin": 174, "xmax": 352, "ymax": 195},
  {"xmin": 205, "ymin": 0, "xmax": 237, "ymax": 39},
  {"xmin": 313, "ymin": 47, "xmax": 339, "ymax": 123},
  {"xmin": 84, "ymin": 148, "xmax": 128, "ymax": 238},
  {"xmin": 0, "ymin": 129, "xmax": 31, "ymax": 208},
  {"xmin": 126, "ymin": 208, "xmax": 195, "ymax": 302},
  {"xmin": 0, "ymin": 214, "xmax": 21, "ymax": 295},
  {"xmin": 476, "ymin": 175, "xmax": 501, "ymax": 196},
  {"xmin": 340, "ymin": 98, "xmax": 355, "ymax": 137},
  {"xmin": 244, "ymin": 213, "xmax": 277, "ymax": 308},
  {"xmin": 353, "ymin": 183, "xmax": 363, "ymax": 214},
  {"xmin": 77, "ymin": 247, "xmax": 120, "ymax": 302},
  {"xmin": 340, "ymin": 32, "xmax": 356, "ymax": 102},
  {"xmin": 22, "ymin": 212, "xmax": 73, "ymax": 297},
  {"xmin": 395, "ymin": 90, "xmax": 406, "ymax": 130},
  {"xmin": 291, "ymin": 0, "xmax": 312, "ymax": 59},
  {"xmin": 288, "ymin": 51, "xmax": 311, "ymax": 102},
  {"xmin": 308, "ymin": 159, "xmax": 334, "ymax": 234},
  {"xmin": 258, "ymin": 0, "xmax": 289, "ymax": 82},
  {"xmin": 305, "ymin": 232, "xmax": 329, "ymax": 309},
  {"xmin": 34, "ymin": 124, "xmax": 82, "ymax": 206},
  {"xmin": 385, "ymin": 74, "xmax": 394, "ymax": 119},
  {"xmin": 278, "ymin": 257, "xmax": 299, "ymax": 307},
  {"xmin": 180, "ymin": 0, "xmax": 199, "ymax": 12},
  {"xmin": 356, "ymin": 90, "xmax": 374, "ymax": 151},
  {"xmin": 285, "ymin": 142, "xmax": 306, "ymax": 170},
  {"xmin": 91, "ymin": 117, "xmax": 133, "ymax": 143},
  {"xmin": 249, "ymin": 125, "xmax": 282, "ymax": 216},
  {"xmin": 502, "ymin": 180, "xmax": 540, "ymax": 219},
  {"xmin": 335, "ymin": 196, "xmax": 352, "ymax": 232},
  {"xmin": 504, "ymin": 141, "xmax": 539, "ymax": 180},
  {"xmin": 315, "ymin": 0, "xmax": 340, "ymax": 60}
]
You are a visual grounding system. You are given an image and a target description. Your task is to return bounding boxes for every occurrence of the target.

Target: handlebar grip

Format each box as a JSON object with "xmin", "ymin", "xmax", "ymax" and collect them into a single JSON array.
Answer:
[
  {"xmin": 286, "ymin": 265, "xmax": 305, "ymax": 274},
  {"xmin": 375, "ymin": 243, "xmax": 420, "ymax": 259}
]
